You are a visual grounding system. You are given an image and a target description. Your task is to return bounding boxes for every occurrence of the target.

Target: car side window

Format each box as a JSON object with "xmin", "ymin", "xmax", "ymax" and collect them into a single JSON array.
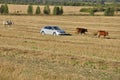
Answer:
[
  {"xmin": 44, "ymin": 26, "xmax": 48, "ymax": 29},
  {"xmin": 48, "ymin": 26, "xmax": 53, "ymax": 30},
  {"xmin": 53, "ymin": 26, "xmax": 60, "ymax": 30}
]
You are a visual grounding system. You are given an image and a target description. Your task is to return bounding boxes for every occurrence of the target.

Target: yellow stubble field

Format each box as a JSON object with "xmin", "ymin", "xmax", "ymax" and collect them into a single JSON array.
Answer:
[{"xmin": 0, "ymin": 4, "xmax": 120, "ymax": 80}]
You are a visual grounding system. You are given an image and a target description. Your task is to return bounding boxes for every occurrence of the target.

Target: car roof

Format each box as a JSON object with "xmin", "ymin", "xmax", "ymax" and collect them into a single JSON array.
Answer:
[
  {"xmin": 45, "ymin": 26, "xmax": 59, "ymax": 27},
  {"xmin": 44, "ymin": 26, "xmax": 60, "ymax": 28}
]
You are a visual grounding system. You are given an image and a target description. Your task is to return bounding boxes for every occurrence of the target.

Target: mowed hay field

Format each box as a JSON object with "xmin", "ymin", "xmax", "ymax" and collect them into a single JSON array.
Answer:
[{"xmin": 0, "ymin": 15, "xmax": 120, "ymax": 79}]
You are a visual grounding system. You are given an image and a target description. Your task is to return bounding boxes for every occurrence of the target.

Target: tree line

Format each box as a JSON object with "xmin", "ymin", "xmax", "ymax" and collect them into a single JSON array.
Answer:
[
  {"xmin": 0, "ymin": 0, "xmax": 120, "ymax": 6},
  {"xmin": 27, "ymin": 5, "xmax": 63, "ymax": 15},
  {"xmin": 0, "ymin": 4, "xmax": 120, "ymax": 16},
  {"xmin": 80, "ymin": 6, "xmax": 120, "ymax": 16},
  {"xmin": 0, "ymin": 4, "xmax": 63, "ymax": 15}
]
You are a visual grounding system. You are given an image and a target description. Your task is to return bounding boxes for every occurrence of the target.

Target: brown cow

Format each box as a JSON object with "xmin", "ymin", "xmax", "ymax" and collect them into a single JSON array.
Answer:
[
  {"xmin": 97, "ymin": 30, "xmax": 108, "ymax": 38},
  {"xmin": 76, "ymin": 28, "xmax": 88, "ymax": 35}
]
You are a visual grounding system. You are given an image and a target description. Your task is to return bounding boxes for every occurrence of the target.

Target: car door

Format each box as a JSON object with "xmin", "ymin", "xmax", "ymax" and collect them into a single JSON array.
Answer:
[
  {"xmin": 47, "ymin": 26, "xmax": 54, "ymax": 35},
  {"xmin": 43, "ymin": 26, "xmax": 49, "ymax": 34},
  {"xmin": 44, "ymin": 26, "xmax": 53, "ymax": 35}
]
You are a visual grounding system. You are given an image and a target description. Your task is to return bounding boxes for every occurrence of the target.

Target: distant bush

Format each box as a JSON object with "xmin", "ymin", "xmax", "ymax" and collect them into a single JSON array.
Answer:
[
  {"xmin": 0, "ymin": 5, "xmax": 5, "ymax": 14},
  {"xmin": 80, "ymin": 6, "xmax": 118, "ymax": 16},
  {"xmin": 91, "ymin": 8, "xmax": 98, "ymax": 12},
  {"xmin": 89, "ymin": 9, "xmax": 95, "ymax": 16},
  {"xmin": 0, "ymin": 4, "xmax": 9, "ymax": 14},
  {"xmin": 59, "ymin": 6, "xmax": 63, "ymax": 15},
  {"xmin": 27, "ymin": 5, "xmax": 33, "ymax": 15},
  {"xmin": 80, "ymin": 8, "xmax": 91, "ymax": 12},
  {"xmin": 104, "ymin": 7, "xmax": 115, "ymax": 16},
  {"xmin": 35, "ymin": 6, "xmax": 41, "ymax": 15},
  {"xmin": 80, "ymin": 7, "xmax": 111, "ymax": 16},
  {"xmin": 80, "ymin": 7, "xmax": 105, "ymax": 13},
  {"xmin": 53, "ymin": 6, "xmax": 59, "ymax": 15},
  {"xmin": 53, "ymin": 6, "xmax": 63, "ymax": 15},
  {"xmin": 80, "ymin": 8, "xmax": 97, "ymax": 16},
  {"xmin": 97, "ymin": 7, "xmax": 105, "ymax": 12},
  {"xmin": 43, "ymin": 5, "xmax": 50, "ymax": 15},
  {"xmin": 4, "ymin": 4, "xmax": 9, "ymax": 14}
]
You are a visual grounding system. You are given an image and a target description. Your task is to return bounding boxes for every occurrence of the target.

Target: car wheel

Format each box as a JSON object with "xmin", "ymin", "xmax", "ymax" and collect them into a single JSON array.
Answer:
[
  {"xmin": 53, "ymin": 32, "xmax": 57, "ymax": 36},
  {"xmin": 41, "ymin": 31, "xmax": 45, "ymax": 35}
]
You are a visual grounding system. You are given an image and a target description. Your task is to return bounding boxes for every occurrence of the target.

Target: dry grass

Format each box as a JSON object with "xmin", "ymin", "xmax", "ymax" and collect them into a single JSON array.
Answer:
[{"xmin": 0, "ymin": 14, "xmax": 120, "ymax": 80}]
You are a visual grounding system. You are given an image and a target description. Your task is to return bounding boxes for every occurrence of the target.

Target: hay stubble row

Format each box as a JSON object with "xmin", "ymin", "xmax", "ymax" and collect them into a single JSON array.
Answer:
[{"xmin": 0, "ymin": 11, "xmax": 120, "ymax": 80}]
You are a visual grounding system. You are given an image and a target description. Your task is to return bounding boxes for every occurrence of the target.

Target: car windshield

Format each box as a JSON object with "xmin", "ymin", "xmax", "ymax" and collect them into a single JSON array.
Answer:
[{"xmin": 53, "ymin": 26, "xmax": 61, "ymax": 30}]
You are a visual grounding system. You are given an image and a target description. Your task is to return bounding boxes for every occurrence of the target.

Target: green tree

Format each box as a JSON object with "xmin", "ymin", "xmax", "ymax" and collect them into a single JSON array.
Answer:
[
  {"xmin": 53, "ymin": 6, "xmax": 63, "ymax": 15},
  {"xmin": 90, "ymin": 9, "xmax": 95, "ymax": 16},
  {"xmin": 35, "ymin": 6, "xmax": 41, "ymax": 15},
  {"xmin": 27, "ymin": 5, "xmax": 33, "ymax": 15},
  {"xmin": 0, "ymin": 5, "xmax": 5, "ymax": 14},
  {"xmin": 4, "ymin": 4, "xmax": 9, "ymax": 14},
  {"xmin": 80, "ymin": 8, "xmax": 91, "ymax": 12},
  {"xmin": 53, "ymin": 6, "xmax": 57, "ymax": 15},
  {"xmin": 0, "ymin": 4, "xmax": 9, "ymax": 14},
  {"xmin": 43, "ymin": 5, "xmax": 50, "ymax": 15},
  {"xmin": 53, "ymin": 6, "xmax": 60, "ymax": 15},
  {"xmin": 89, "ymin": 8, "xmax": 97, "ymax": 16},
  {"xmin": 104, "ymin": 7, "xmax": 115, "ymax": 16},
  {"xmin": 59, "ymin": 6, "xmax": 63, "ymax": 15}
]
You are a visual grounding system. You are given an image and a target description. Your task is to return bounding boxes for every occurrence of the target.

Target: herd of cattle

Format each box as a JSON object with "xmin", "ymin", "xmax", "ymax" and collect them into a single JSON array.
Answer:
[
  {"xmin": 2, "ymin": 20, "xmax": 109, "ymax": 38},
  {"xmin": 76, "ymin": 28, "xmax": 109, "ymax": 38}
]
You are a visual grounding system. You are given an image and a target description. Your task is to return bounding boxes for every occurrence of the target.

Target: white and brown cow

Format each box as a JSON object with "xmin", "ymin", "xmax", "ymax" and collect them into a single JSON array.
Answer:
[{"xmin": 3, "ymin": 20, "xmax": 14, "ymax": 27}]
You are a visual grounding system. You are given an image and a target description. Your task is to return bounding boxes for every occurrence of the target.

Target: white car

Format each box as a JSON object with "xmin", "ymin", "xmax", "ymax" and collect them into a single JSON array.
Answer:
[{"xmin": 40, "ymin": 26, "xmax": 67, "ymax": 36}]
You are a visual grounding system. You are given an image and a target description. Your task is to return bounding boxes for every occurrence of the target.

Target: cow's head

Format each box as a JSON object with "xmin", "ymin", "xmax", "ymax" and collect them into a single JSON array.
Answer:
[{"xmin": 106, "ymin": 32, "xmax": 108, "ymax": 36}]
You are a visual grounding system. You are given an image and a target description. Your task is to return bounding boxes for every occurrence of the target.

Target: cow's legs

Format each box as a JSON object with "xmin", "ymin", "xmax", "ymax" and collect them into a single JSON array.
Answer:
[{"xmin": 97, "ymin": 32, "xmax": 100, "ymax": 38}]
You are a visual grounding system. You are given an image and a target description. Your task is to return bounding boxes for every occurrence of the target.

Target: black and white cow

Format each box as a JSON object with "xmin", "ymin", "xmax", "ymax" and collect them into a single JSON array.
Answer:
[{"xmin": 3, "ymin": 20, "xmax": 14, "ymax": 27}]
